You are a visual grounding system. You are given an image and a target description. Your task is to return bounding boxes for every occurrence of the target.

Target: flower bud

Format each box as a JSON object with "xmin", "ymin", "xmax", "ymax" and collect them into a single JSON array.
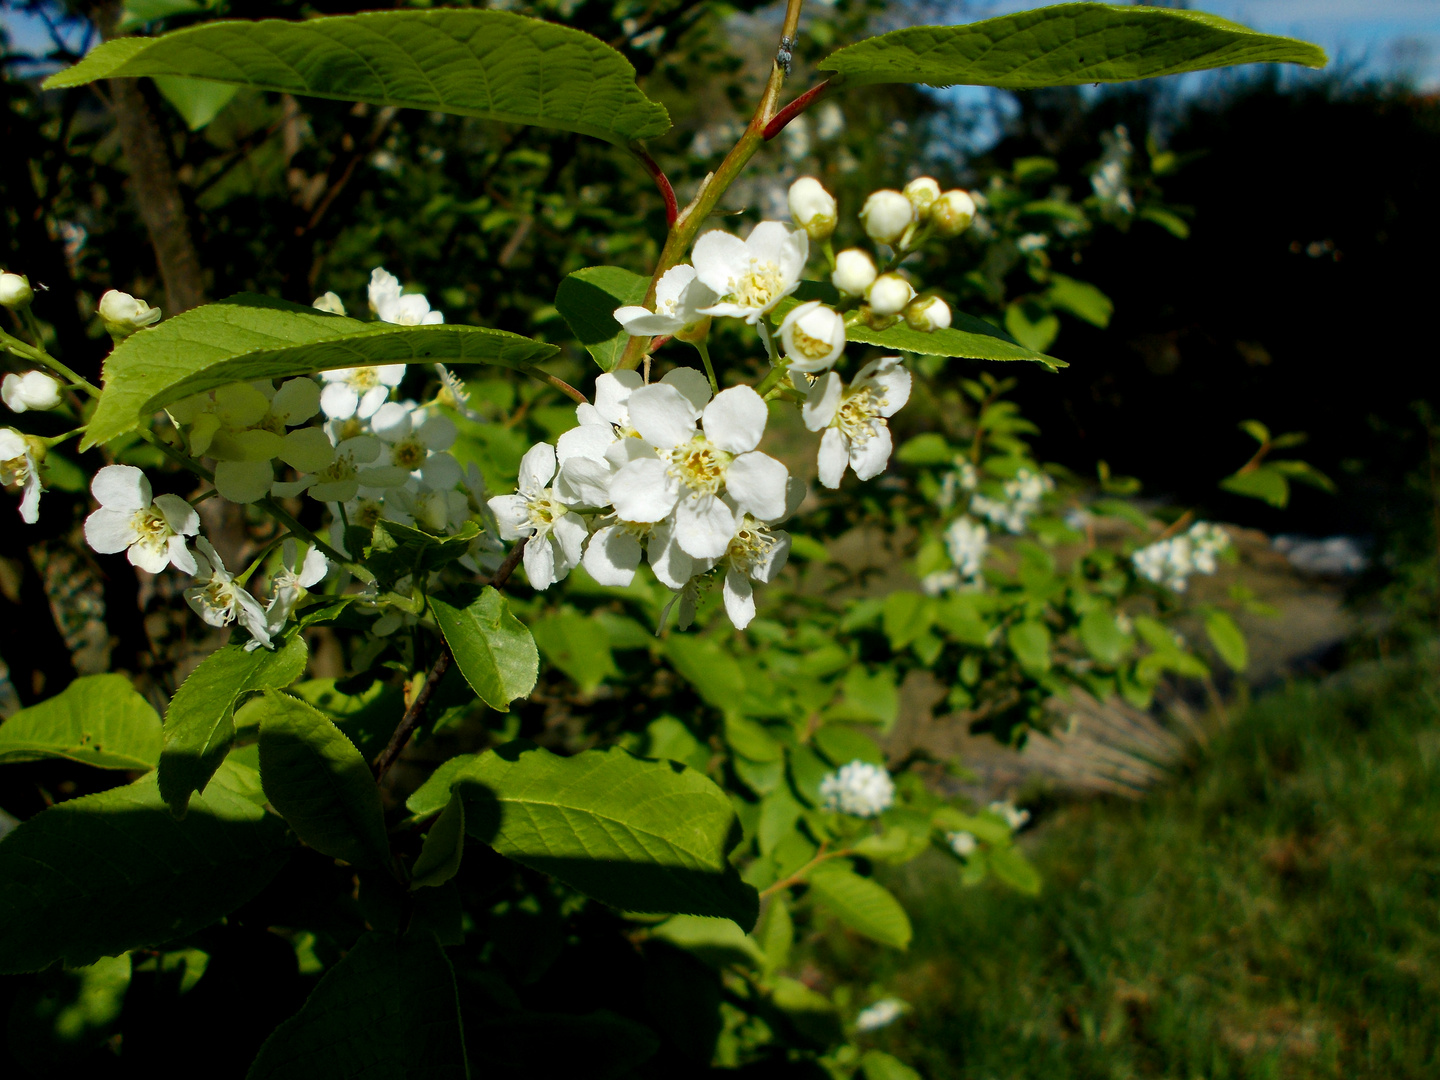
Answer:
[
  {"xmin": 859, "ymin": 189, "xmax": 915, "ymax": 247},
  {"xmin": 2, "ymin": 371, "xmax": 64, "ymax": 413},
  {"xmin": 932, "ymin": 189, "xmax": 977, "ymax": 237},
  {"xmin": 99, "ymin": 289, "xmax": 162, "ymax": 340},
  {"xmin": 903, "ymin": 177, "xmax": 942, "ymax": 219},
  {"xmin": 831, "ymin": 248, "xmax": 877, "ymax": 296},
  {"xmin": 0, "ymin": 271, "xmax": 34, "ymax": 310},
  {"xmin": 788, "ymin": 176, "xmax": 837, "ymax": 242},
  {"xmin": 312, "ymin": 291, "xmax": 346, "ymax": 315},
  {"xmin": 866, "ymin": 273, "xmax": 915, "ymax": 317},
  {"xmin": 779, "ymin": 301, "xmax": 846, "ymax": 374},
  {"xmin": 904, "ymin": 295, "xmax": 952, "ymax": 332}
]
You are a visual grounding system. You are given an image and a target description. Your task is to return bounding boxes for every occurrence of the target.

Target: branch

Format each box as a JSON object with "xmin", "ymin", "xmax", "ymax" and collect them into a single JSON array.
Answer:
[
  {"xmin": 523, "ymin": 365, "xmax": 590, "ymax": 405},
  {"xmin": 631, "ymin": 142, "xmax": 678, "ymax": 225},
  {"xmin": 763, "ymin": 79, "xmax": 834, "ymax": 141}
]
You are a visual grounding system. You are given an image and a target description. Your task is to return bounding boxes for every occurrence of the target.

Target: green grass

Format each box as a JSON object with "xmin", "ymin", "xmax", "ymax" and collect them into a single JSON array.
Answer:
[{"xmin": 821, "ymin": 651, "xmax": 1440, "ymax": 1078}]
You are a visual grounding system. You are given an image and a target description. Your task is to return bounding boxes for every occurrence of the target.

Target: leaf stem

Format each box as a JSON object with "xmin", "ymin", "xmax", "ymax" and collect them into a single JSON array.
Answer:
[
  {"xmin": 523, "ymin": 365, "xmax": 589, "ymax": 405},
  {"xmin": 757, "ymin": 841, "xmax": 851, "ymax": 899},
  {"xmin": 630, "ymin": 142, "xmax": 679, "ymax": 226},
  {"xmin": 762, "ymin": 78, "xmax": 834, "ymax": 142},
  {"xmin": 694, "ymin": 339, "xmax": 718, "ymax": 393}
]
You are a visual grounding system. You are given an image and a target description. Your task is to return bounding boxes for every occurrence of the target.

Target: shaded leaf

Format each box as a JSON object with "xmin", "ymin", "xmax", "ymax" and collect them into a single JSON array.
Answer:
[
  {"xmin": 532, "ymin": 609, "xmax": 619, "ymax": 695},
  {"xmin": 366, "ymin": 520, "xmax": 479, "ymax": 588},
  {"xmin": 154, "ymin": 75, "xmax": 238, "ymax": 130},
  {"xmin": 989, "ymin": 844, "xmax": 1042, "ymax": 895},
  {"xmin": 432, "ymin": 587, "xmax": 539, "ymax": 712},
  {"xmin": 1221, "ymin": 465, "xmax": 1289, "ymax": 507},
  {"xmin": 411, "ymin": 795, "xmax": 466, "ymax": 890},
  {"xmin": 555, "ymin": 266, "xmax": 649, "ymax": 372},
  {"xmin": 1078, "ymin": 609, "xmax": 1132, "ymax": 668},
  {"xmin": 806, "ymin": 863, "xmax": 912, "ymax": 949},
  {"xmin": 861, "ymin": 1050, "xmax": 923, "ymax": 1080},
  {"xmin": 1203, "ymin": 608, "xmax": 1249, "ymax": 672},
  {"xmin": 650, "ymin": 914, "xmax": 765, "ymax": 969},
  {"xmin": 405, "ymin": 753, "xmax": 481, "ymax": 818},
  {"xmin": 1046, "ymin": 273, "xmax": 1113, "ymax": 327},
  {"xmin": 0, "ymin": 673, "xmax": 161, "ymax": 770},
  {"xmin": 1007, "ymin": 620, "xmax": 1052, "ymax": 677}
]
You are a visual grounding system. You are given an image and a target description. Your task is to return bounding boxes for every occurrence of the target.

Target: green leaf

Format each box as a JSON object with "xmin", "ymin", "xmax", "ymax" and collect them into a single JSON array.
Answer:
[
  {"xmin": 81, "ymin": 293, "xmax": 557, "ymax": 450},
  {"xmin": 153, "ymin": 75, "xmax": 239, "ymax": 131},
  {"xmin": 432, "ymin": 587, "xmax": 539, "ymax": 712},
  {"xmin": 806, "ymin": 863, "xmax": 912, "ymax": 950},
  {"xmin": 1271, "ymin": 458, "xmax": 1337, "ymax": 492},
  {"xmin": 1078, "ymin": 609, "xmax": 1131, "ymax": 668},
  {"xmin": 663, "ymin": 635, "xmax": 747, "ymax": 712},
  {"xmin": 45, "ymin": 10, "xmax": 670, "ymax": 146},
  {"xmin": 830, "ymin": 667, "xmax": 899, "ymax": 726},
  {"xmin": 366, "ymin": 520, "xmax": 479, "ymax": 588},
  {"xmin": 0, "ymin": 762, "xmax": 290, "ymax": 974},
  {"xmin": 1239, "ymin": 419, "xmax": 1272, "ymax": 444},
  {"xmin": 555, "ymin": 266, "xmax": 649, "ymax": 372},
  {"xmin": 1004, "ymin": 302, "xmax": 1060, "ymax": 354},
  {"xmin": 410, "ymin": 795, "xmax": 466, "ymax": 890},
  {"xmin": 1046, "ymin": 273, "xmax": 1113, "ymax": 328},
  {"xmin": 817, "ymin": 3, "xmax": 1326, "ymax": 88},
  {"xmin": 861, "ymin": 1050, "xmax": 923, "ymax": 1080},
  {"xmin": 895, "ymin": 432, "xmax": 955, "ymax": 465},
  {"xmin": 847, "ymin": 313, "xmax": 1063, "ymax": 368},
  {"xmin": 882, "ymin": 590, "xmax": 936, "ymax": 650},
  {"xmin": 813, "ymin": 725, "xmax": 885, "ymax": 768},
  {"xmin": 532, "ymin": 609, "xmax": 619, "ymax": 695},
  {"xmin": 0, "ymin": 673, "xmax": 161, "ymax": 770},
  {"xmin": 1139, "ymin": 206, "xmax": 1191, "ymax": 238},
  {"xmin": 246, "ymin": 929, "xmax": 467, "ymax": 1080},
  {"xmin": 1007, "ymin": 620, "xmax": 1052, "ymax": 677},
  {"xmin": 1221, "ymin": 465, "xmax": 1289, "ymax": 507},
  {"xmin": 1203, "ymin": 609, "xmax": 1249, "ymax": 672},
  {"xmin": 650, "ymin": 914, "xmax": 765, "ymax": 969},
  {"xmin": 851, "ymin": 826, "xmax": 930, "ymax": 866},
  {"xmin": 255, "ymin": 691, "xmax": 391, "ymax": 869},
  {"xmin": 405, "ymin": 753, "xmax": 480, "ymax": 818},
  {"xmin": 455, "ymin": 741, "xmax": 758, "ymax": 927},
  {"xmin": 988, "ymin": 845, "xmax": 1042, "ymax": 896},
  {"xmin": 725, "ymin": 714, "xmax": 783, "ymax": 763},
  {"xmin": 758, "ymin": 895, "xmax": 793, "ymax": 973},
  {"xmin": 158, "ymin": 636, "xmax": 308, "ymax": 815}
]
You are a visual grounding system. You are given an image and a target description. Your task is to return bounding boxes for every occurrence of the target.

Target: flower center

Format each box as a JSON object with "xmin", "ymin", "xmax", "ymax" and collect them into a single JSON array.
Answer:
[
  {"xmin": 726, "ymin": 518, "xmax": 775, "ymax": 569},
  {"xmin": 526, "ymin": 491, "xmax": 565, "ymax": 530},
  {"xmin": 1, "ymin": 454, "xmax": 29, "ymax": 485},
  {"xmin": 729, "ymin": 259, "xmax": 784, "ymax": 310},
  {"xmin": 792, "ymin": 325, "xmax": 832, "ymax": 360},
  {"xmin": 834, "ymin": 387, "xmax": 884, "ymax": 443},
  {"xmin": 201, "ymin": 579, "xmax": 240, "ymax": 622},
  {"xmin": 348, "ymin": 367, "xmax": 381, "ymax": 392},
  {"xmin": 131, "ymin": 507, "xmax": 174, "ymax": 553},
  {"xmin": 351, "ymin": 499, "xmax": 384, "ymax": 529},
  {"xmin": 391, "ymin": 438, "xmax": 427, "ymax": 470},
  {"xmin": 668, "ymin": 437, "xmax": 728, "ymax": 496},
  {"xmin": 318, "ymin": 455, "xmax": 358, "ymax": 484}
]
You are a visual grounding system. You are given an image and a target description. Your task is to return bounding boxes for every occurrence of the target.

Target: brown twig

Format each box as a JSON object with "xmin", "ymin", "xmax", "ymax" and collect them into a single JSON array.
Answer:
[
  {"xmin": 523, "ymin": 366, "xmax": 590, "ymax": 406},
  {"xmin": 631, "ymin": 143, "xmax": 679, "ymax": 225},
  {"xmin": 763, "ymin": 79, "xmax": 833, "ymax": 141}
]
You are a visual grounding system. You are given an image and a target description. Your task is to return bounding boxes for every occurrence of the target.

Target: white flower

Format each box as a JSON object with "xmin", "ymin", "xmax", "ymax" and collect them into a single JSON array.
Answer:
[
  {"xmin": 904, "ymin": 296, "xmax": 951, "ymax": 332},
  {"xmin": 831, "ymin": 248, "xmax": 877, "ymax": 296},
  {"xmin": 932, "ymin": 190, "xmax": 976, "ymax": 237},
  {"xmin": 271, "ymin": 435, "xmax": 401, "ymax": 503},
  {"xmin": 385, "ymin": 479, "xmax": 470, "ymax": 535},
  {"xmin": 988, "ymin": 801, "xmax": 1031, "ymax": 831},
  {"xmin": 98, "ymin": 289, "xmax": 161, "ymax": 339},
  {"xmin": 369, "ymin": 402, "xmax": 461, "ymax": 490},
  {"xmin": 319, "ymin": 364, "xmax": 406, "ymax": 421},
  {"xmin": 487, "ymin": 442, "xmax": 587, "ymax": 590},
  {"xmin": 903, "ymin": 176, "xmax": 941, "ymax": 217},
  {"xmin": 855, "ymin": 999, "xmax": 907, "ymax": 1033},
  {"xmin": 82, "ymin": 464, "xmax": 199, "ymax": 573},
  {"xmin": 0, "ymin": 428, "xmax": 42, "ymax": 524},
  {"xmin": 2, "ymin": 371, "xmax": 62, "ymax": 412},
  {"xmin": 947, "ymin": 831, "xmax": 978, "ymax": 857},
  {"xmin": 778, "ymin": 301, "xmax": 846, "ymax": 374},
  {"xmin": 820, "ymin": 760, "xmax": 894, "ymax": 817},
  {"xmin": 944, "ymin": 516, "xmax": 988, "ymax": 581},
  {"xmin": 613, "ymin": 264, "xmax": 716, "ymax": 337},
  {"xmin": 720, "ymin": 511, "xmax": 792, "ymax": 629},
  {"xmin": 1016, "ymin": 233, "xmax": 1049, "ymax": 253},
  {"xmin": 250, "ymin": 538, "xmax": 328, "ymax": 649},
  {"xmin": 312, "ymin": 291, "xmax": 346, "ymax": 315},
  {"xmin": 368, "ymin": 267, "xmax": 443, "ymax": 325},
  {"xmin": 859, "ymin": 189, "xmax": 914, "ymax": 247},
  {"xmin": 972, "ymin": 468, "xmax": 1053, "ymax": 534},
  {"xmin": 788, "ymin": 177, "xmax": 837, "ymax": 241},
  {"xmin": 1132, "ymin": 536, "xmax": 1192, "ymax": 593},
  {"xmin": 0, "ymin": 271, "xmax": 34, "ymax": 309},
  {"xmin": 866, "ymin": 274, "xmax": 914, "ymax": 317},
  {"xmin": 1187, "ymin": 522, "xmax": 1231, "ymax": 574},
  {"xmin": 693, "ymin": 221, "xmax": 808, "ymax": 324},
  {"xmin": 608, "ymin": 383, "xmax": 790, "ymax": 560},
  {"xmin": 185, "ymin": 538, "xmax": 271, "ymax": 647},
  {"xmin": 803, "ymin": 356, "xmax": 911, "ymax": 489}
]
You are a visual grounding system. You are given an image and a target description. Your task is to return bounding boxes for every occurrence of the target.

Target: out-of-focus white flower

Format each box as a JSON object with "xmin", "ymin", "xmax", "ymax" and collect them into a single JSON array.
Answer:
[
  {"xmin": 368, "ymin": 267, "xmax": 443, "ymax": 325},
  {"xmin": 921, "ymin": 569, "xmax": 960, "ymax": 596},
  {"xmin": 855, "ymin": 998, "xmax": 908, "ymax": 1033},
  {"xmin": 778, "ymin": 301, "xmax": 846, "ymax": 374},
  {"xmin": 820, "ymin": 760, "xmax": 894, "ymax": 817},
  {"xmin": 944, "ymin": 516, "xmax": 988, "ymax": 581},
  {"xmin": 0, "ymin": 427, "xmax": 43, "ymax": 524},
  {"xmin": 904, "ymin": 295, "xmax": 951, "ymax": 332},
  {"xmin": 693, "ymin": 221, "xmax": 808, "ymax": 324},
  {"xmin": 271, "ymin": 435, "xmax": 401, "ymax": 503},
  {"xmin": 860, "ymin": 190, "xmax": 913, "ymax": 248},
  {"xmin": 803, "ymin": 356, "xmax": 911, "ymax": 489},
  {"xmin": 1133, "ymin": 522, "xmax": 1229, "ymax": 591},
  {"xmin": 319, "ymin": 364, "xmax": 406, "ymax": 421},
  {"xmin": 988, "ymin": 801, "xmax": 1031, "ymax": 831},
  {"xmin": 814, "ymin": 101, "xmax": 845, "ymax": 140},
  {"xmin": 312, "ymin": 291, "xmax": 346, "ymax": 315},
  {"xmin": 866, "ymin": 273, "xmax": 914, "ymax": 317},
  {"xmin": 971, "ymin": 467, "xmax": 1053, "ymax": 534},
  {"xmin": 788, "ymin": 177, "xmax": 837, "ymax": 241},
  {"xmin": 831, "ymin": 248, "xmax": 877, "ymax": 296},
  {"xmin": 0, "ymin": 271, "xmax": 34, "ymax": 309},
  {"xmin": 903, "ymin": 176, "xmax": 941, "ymax": 218},
  {"xmin": 250, "ymin": 538, "xmax": 328, "ymax": 649},
  {"xmin": 1016, "ymin": 233, "xmax": 1049, "ymax": 253},
  {"xmin": 932, "ymin": 190, "xmax": 976, "ymax": 237},
  {"xmin": 2, "ymin": 371, "xmax": 63, "ymax": 413},
  {"xmin": 1187, "ymin": 521, "xmax": 1231, "ymax": 574},
  {"xmin": 947, "ymin": 830, "xmax": 978, "ymax": 857},
  {"xmin": 99, "ymin": 290, "xmax": 161, "ymax": 339},
  {"xmin": 613, "ymin": 264, "xmax": 716, "ymax": 337},
  {"xmin": 185, "ymin": 538, "xmax": 271, "ymax": 647},
  {"xmin": 487, "ymin": 442, "xmax": 587, "ymax": 590},
  {"xmin": 720, "ymin": 511, "xmax": 792, "ymax": 629},
  {"xmin": 82, "ymin": 464, "xmax": 199, "ymax": 573}
]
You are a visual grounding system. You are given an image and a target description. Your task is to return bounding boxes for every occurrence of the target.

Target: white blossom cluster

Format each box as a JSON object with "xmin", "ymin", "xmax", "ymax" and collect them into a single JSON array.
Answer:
[
  {"xmin": 1132, "ymin": 521, "xmax": 1231, "ymax": 593},
  {"xmin": 971, "ymin": 468, "xmax": 1055, "ymax": 534},
  {"xmin": 921, "ymin": 515, "xmax": 989, "ymax": 597},
  {"xmin": 854, "ymin": 998, "xmax": 908, "ymax": 1033},
  {"xmin": 988, "ymin": 800, "xmax": 1031, "ymax": 831},
  {"xmin": 819, "ymin": 760, "xmax": 895, "ymax": 818},
  {"xmin": 924, "ymin": 463, "xmax": 1053, "ymax": 596},
  {"xmin": 1091, "ymin": 124, "xmax": 1136, "ymax": 215}
]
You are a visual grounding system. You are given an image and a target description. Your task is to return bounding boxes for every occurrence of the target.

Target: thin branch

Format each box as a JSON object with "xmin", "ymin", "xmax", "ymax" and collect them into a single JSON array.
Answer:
[
  {"xmin": 763, "ymin": 79, "xmax": 834, "ymax": 142},
  {"xmin": 631, "ymin": 142, "xmax": 679, "ymax": 225},
  {"xmin": 523, "ymin": 365, "xmax": 590, "ymax": 405}
]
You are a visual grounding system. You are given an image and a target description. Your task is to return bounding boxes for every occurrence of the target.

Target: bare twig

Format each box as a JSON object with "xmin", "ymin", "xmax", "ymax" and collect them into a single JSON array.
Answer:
[{"xmin": 763, "ymin": 79, "xmax": 834, "ymax": 141}]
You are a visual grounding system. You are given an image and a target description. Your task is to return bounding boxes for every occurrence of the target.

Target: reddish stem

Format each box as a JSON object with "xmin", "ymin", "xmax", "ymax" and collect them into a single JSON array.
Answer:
[
  {"xmin": 633, "ymin": 143, "xmax": 679, "ymax": 225},
  {"xmin": 763, "ymin": 79, "xmax": 832, "ymax": 141}
]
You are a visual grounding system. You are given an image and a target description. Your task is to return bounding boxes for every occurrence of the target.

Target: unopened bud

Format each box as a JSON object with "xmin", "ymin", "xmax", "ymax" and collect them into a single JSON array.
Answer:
[
  {"xmin": 860, "ymin": 189, "xmax": 915, "ymax": 247},
  {"xmin": 2, "ymin": 371, "xmax": 64, "ymax": 413},
  {"xmin": 932, "ymin": 189, "xmax": 977, "ymax": 237},
  {"xmin": 866, "ymin": 273, "xmax": 915, "ymax": 317},
  {"xmin": 903, "ymin": 177, "xmax": 942, "ymax": 219},
  {"xmin": 0, "ymin": 272, "xmax": 34, "ymax": 310},
  {"xmin": 313, "ymin": 291, "xmax": 346, "ymax": 315},
  {"xmin": 831, "ymin": 248, "xmax": 878, "ymax": 296},
  {"xmin": 904, "ymin": 295, "xmax": 952, "ymax": 332},
  {"xmin": 99, "ymin": 290, "xmax": 162, "ymax": 340},
  {"xmin": 788, "ymin": 177, "xmax": 837, "ymax": 242}
]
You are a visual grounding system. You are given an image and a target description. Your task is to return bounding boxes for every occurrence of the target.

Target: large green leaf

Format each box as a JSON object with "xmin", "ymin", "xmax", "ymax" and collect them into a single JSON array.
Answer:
[
  {"xmin": 45, "ymin": 10, "xmax": 670, "ymax": 146},
  {"xmin": 555, "ymin": 266, "xmax": 649, "ymax": 372},
  {"xmin": 0, "ymin": 674, "xmax": 161, "ymax": 770},
  {"xmin": 432, "ymin": 587, "xmax": 539, "ymax": 712},
  {"xmin": 817, "ymin": 3, "xmax": 1326, "ymax": 89},
  {"xmin": 532, "ymin": 609, "xmax": 619, "ymax": 695},
  {"xmin": 81, "ymin": 293, "xmax": 558, "ymax": 450},
  {"xmin": 246, "ymin": 929, "xmax": 467, "ymax": 1080},
  {"xmin": 255, "ymin": 691, "xmax": 391, "ymax": 869},
  {"xmin": 0, "ymin": 762, "xmax": 290, "ymax": 973},
  {"xmin": 805, "ymin": 863, "xmax": 912, "ymax": 950},
  {"xmin": 847, "ymin": 314, "xmax": 1064, "ymax": 368},
  {"xmin": 455, "ymin": 741, "xmax": 758, "ymax": 927},
  {"xmin": 158, "ymin": 636, "xmax": 308, "ymax": 815}
]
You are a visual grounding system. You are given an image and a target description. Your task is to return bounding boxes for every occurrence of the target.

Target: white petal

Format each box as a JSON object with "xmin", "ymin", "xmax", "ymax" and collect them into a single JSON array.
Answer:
[
  {"xmin": 214, "ymin": 460, "xmax": 274, "ymax": 504},
  {"xmin": 420, "ymin": 453, "xmax": 463, "ymax": 490},
  {"xmin": 594, "ymin": 370, "xmax": 643, "ymax": 425},
  {"xmin": 747, "ymin": 221, "xmax": 808, "ymax": 281},
  {"xmin": 517, "ymin": 442, "xmax": 557, "ymax": 493},
  {"xmin": 695, "ymin": 300, "xmax": 755, "ymax": 321},
  {"xmin": 691, "ymin": 230, "xmax": 750, "ymax": 296},
  {"xmin": 370, "ymin": 401, "xmax": 414, "ymax": 440},
  {"xmin": 609, "ymin": 458, "xmax": 678, "ymax": 522},
  {"xmin": 802, "ymin": 373, "xmax": 842, "ymax": 432},
  {"xmin": 92, "ymin": 464, "xmax": 150, "ymax": 512},
  {"xmin": 702, "ymin": 385, "xmax": 767, "ymax": 454},
  {"xmin": 309, "ymin": 478, "xmax": 360, "ymax": 503},
  {"xmin": 355, "ymin": 465, "xmax": 410, "ymax": 488},
  {"xmin": 583, "ymin": 525, "xmax": 641, "ymax": 586},
  {"xmin": 674, "ymin": 493, "xmax": 735, "ymax": 560},
  {"xmin": 817, "ymin": 428, "xmax": 849, "ymax": 489},
  {"xmin": 84, "ymin": 508, "xmax": 140, "ymax": 554},
  {"xmin": 356, "ymin": 385, "xmax": 390, "ymax": 420},
  {"xmin": 654, "ymin": 264, "xmax": 698, "ymax": 307},
  {"xmin": 550, "ymin": 511, "xmax": 588, "ymax": 568},
  {"xmin": 752, "ymin": 530, "xmax": 792, "ymax": 583},
  {"xmin": 660, "ymin": 367, "xmax": 712, "ymax": 414},
  {"xmin": 376, "ymin": 364, "xmax": 407, "ymax": 387},
  {"xmin": 320, "ymin": 381, "xmax": 359, "ymax": 420},
  {"xmin": 167, "ymin": 535, "xmax": 198, "ymax": 575},
  {"xmin": 556, "ymin": 423, "xmax": 615, "ymax": 466},
  {"xmin": 128, "ymin": 538, "xmax": 170, "ymax": 574},
  {"xmin": 575, "ymin": 403, "xmax": 604, "ymax": 427},
  {"xmin": 725, "ymin": 452, "xmax": 789, "ymax": 521},
  {"xmin": 271, "ymin": 477, "xmax": 315, "ymax": 499},
  {"xmin": 646, "ymin": 522, "xmax": 693, "ymax": 590},
  {"xmin": 523, "ymin": 533, "xmax": 558, "ymax": 590},
  {"xmin": 628, "ymin": 384, "xmax": 698, "ymax": 449},
  {"xmin": 271, "ymin": 377, "xmax": 321, "ymax": 425},
  {"xmin": 153, "ymin": 493, "xmax": 200, "ymax": 536},
  {"xmin": 298, "ymin": 547, "xmax": 329, "ymax": 587},
  {"xmin": 339, "ymin": 435, "xmax": 382, "ymax": 465},
  {"xmin": 280, "ymin": 427, "xmax": 337, "ymax": 473},
  {"xmin": 488, "ymin": 494, "xmax": 533, "ymax": 540},
  {"xmin": 723, "ymin": 567, "xmax": 756, "ymax": 629},
  {"xmin": 417, "ymin": 413, "xmax": 457, "ymax": 452},
  {"xmin": 233, "ymin": 587, "xmax": 273, "ymax": 645},
  {"xmin": 19, "ymin": 473, "xmax": 40, "ymax": 524},
  {"xmin": 863, "ymin": 357, "xmax": 912, "ymax": 418},
  {"xmin": 614, "ymin": 307, "xmax": 682, "ymax": 336},
  {"xmin": 604, "ymin": 436, "xmax": 658, "ymax": 469},
  {"xmin": 555, "ymin": 457, "xmax": 613, "ymax": 508},
  {"xmin": 850, "ymin": 424, "xmax": 893, "ymax": 481}
]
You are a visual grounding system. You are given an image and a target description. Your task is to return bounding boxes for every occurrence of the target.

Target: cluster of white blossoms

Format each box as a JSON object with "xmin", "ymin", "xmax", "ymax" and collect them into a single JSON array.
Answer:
[
  {"xmin": 988, "ymin": 800, "xmax": 1031, "ymax": 831},
  {"xmin": 970, "ymin": 467, "xmax": 1055, "ymax": 534},
  {"xmin": 924, "ymin": 463, "xmax": 1054, "ymax": 596},
  {"xmin": 819, "ymin": 759, "xmax": 895, "ymax": 818},
  {"xmin": 854, "ymin": 999, "xmax": 908, "ymax": 1033},
  {"xmin": 1132, "ymin": 521, "xmax": 1231, "ymax": 593}
]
